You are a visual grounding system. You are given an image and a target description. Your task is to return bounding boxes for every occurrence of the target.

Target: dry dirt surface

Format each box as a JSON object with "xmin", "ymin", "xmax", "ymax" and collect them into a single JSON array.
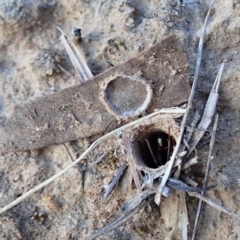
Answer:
[{"xmin": 0, "ymin": 0, "xmax": 240, "ymax": 239}]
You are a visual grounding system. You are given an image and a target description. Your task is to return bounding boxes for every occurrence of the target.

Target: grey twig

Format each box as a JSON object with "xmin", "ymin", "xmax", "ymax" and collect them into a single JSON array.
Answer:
[
  {"xmin": 145, "ymin": 138, "xmax": 159, "ymax": 166},
  {"xmin": 164, "ymin": 177, "xmax": 215, "ymax": 193},
  {"xmin": 88, "ymin": 202, "xmax": 144, "ymax": 240},
  {"xmin": 0, "ymin": 108, "xmax": 183, "ymax": 215},
  {"xmin": 131, "ymin": 163, "xmax": 142, "ymax": 192},
  {"xmin": 191, "ymin": 114, "xmax": 219, "ymax": 240},
  {"xmin": 94, "ymin": 153, "xmax": 107, "ymax": 164},
  {"xmin": 94, "ymin": 0, "xmax": 102, "ymax": 19},
  {"xmin": 104, "ymin": 163, "xmax": 127, "ymax": 199},
  {"xmin": 57, "ymin": 64, "xmax": 74, "ymax": 77},
  {"xmin": 89, "ymin": 189, "xmax": 154, "ymax": 239},
  {"xmin": 181, "ymin": 174, "xmax": 198, "ymax": 187},
  {"xmin": 186, "ymin": 111, "xmax": 201, "ymax": 142},
  {"xmin": 187, "ymin": 63, "xmax": 224, "ymax": 157},
  {"xmin": 189, "ymin": 192, "xmax": 240, "ymax": 221},
  {"xmin": 57, "ymin": 27, "xmax": 93, "ymax": 82},
  {"xmin": 155, "ymin": 1, "xmax": 216, "ymax": 205}
]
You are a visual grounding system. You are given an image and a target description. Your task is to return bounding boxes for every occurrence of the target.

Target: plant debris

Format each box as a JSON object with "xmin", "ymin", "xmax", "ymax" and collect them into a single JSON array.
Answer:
[
  {"xmin": 0, "ymin": 35, "xmax": 190, "ymax": 152},
  {"xmin": 1, "ymin": 2, "xmax": 240, "ymax": 240}
]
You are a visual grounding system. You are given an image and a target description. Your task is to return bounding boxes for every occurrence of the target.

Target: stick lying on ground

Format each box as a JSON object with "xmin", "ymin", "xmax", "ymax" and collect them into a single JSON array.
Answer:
[
  {"xmin": 155, "ymin": 0, "xmax": 216, "ymax": 205},
  {"xmin": 0, "ymin": 108, "xmax": 185, "ymax": 215},
  {"xmin": 89, "ymin": 177, "xmax": 240, "ymax": 239},
  {"xmin": 57, "ymin": 27, "xmax": 93, "ymax": 82},
  {"xmin": 89, "ymin": 189, "xmax": 154, "ymax": 240},
  {"xmin": 192, "ymin": 114, "xmax": 219, "ymax": 240},
  {"xmin": 104, "ymin": 163, "xmax": 128, "ymax": 199},
  {"xmin": 189, "ymin": 192, "xmax": 240, "ymax": 221},
  {"xmin": 187, "ymin": 64, "xmax": 224, "ymax": 157}
]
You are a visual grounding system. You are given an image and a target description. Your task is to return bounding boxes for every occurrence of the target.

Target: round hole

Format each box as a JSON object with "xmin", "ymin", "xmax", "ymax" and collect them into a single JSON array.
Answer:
[
  {"xmin": 134, "ymin": 130, "xmax": 176, "ymax": 169},
  {"xmin": 99, "ymin": 73, "xmax": 152, "ymax": 118}
]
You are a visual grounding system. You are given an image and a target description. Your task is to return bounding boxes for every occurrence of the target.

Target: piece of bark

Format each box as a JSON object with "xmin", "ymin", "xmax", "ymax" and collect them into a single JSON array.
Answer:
[{"xmin": 0, "ymin": 35, "xmax": 190, "ymax": 152}]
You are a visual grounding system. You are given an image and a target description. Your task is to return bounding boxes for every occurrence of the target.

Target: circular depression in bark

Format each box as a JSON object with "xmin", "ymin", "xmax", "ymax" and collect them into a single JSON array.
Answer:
[
  {"xmin": 134, "ymin": 130, "xmax": 176, "ymax": 169},
  {"xmin": 101, "ymin": 74, "xmax": 152, "ymax": 118}
]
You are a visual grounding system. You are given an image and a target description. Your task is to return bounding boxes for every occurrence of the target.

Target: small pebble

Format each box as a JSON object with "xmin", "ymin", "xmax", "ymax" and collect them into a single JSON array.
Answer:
[
  {"xmin": 163, "ymin": 61, "xmax": 170, "ymax": 66},
  {"xmin": 54, "ymin": 55, "xmax": 61, "ymax": 63},
  {"xmin": 125, "ymin": 17, "xmax": 134, "ymax": 28},
  {"xmin": 171, "ymin": 69, "xmax": 177, "ymax": 75},
  {"xmin": 166, "ymin": 22, "xmax": 174, "ymax": 28},
  {"xmin": 13, "ymin": 174, "xmax": 21, "ymax": 182},
  {"xmin": 103, "ymin": 176, "xmax": 112, "ymax": 185}
]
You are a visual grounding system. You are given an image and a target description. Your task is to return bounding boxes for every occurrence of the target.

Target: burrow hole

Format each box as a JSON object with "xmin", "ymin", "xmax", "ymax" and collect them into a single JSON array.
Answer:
[{"xmin": 136, "ymin": 130, "xmax": 176, "ymax": 169}]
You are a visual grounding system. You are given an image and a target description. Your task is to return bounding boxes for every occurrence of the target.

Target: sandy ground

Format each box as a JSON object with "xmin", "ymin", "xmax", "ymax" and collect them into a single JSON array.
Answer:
[{"xmin": 0, "ymin": 0, "xmax": 240, "ymax": 239}]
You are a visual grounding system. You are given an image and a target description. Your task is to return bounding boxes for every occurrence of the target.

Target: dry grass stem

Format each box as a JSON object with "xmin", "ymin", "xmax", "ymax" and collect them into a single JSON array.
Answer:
[
  {"xmin": 155, "ymin": 1, "xmax": 216, "ymax": 205},
  {"xmin": 0, "ymin": 108, "xmax": 184, "ymax": 215},
  {"xmin": 163, "ymin": 177, "xmax": 214, "ymax": 193},
  {"xmin": 178, "ymin": 192, "xmax": 189, "ymax": 240},
  {"xmin": 131, "ymin": 164, "xmax": 142, "ymax": 192},
  {"xmin": 186, "ymin": 111, "xmax": 201, "ymax": 142},
  {"xmin": 181, "ymin": 175, "xmax": 198, "ymax": 187},
  {"xmin": 57, "ymin": 64, "xmax": 74, "ymax": 77},
  {"xmin": 189, "ymin": 192, "xmax": 240, "ymax": 221},
  {"xmin": 89, "ymin": 189, "xmax": 154, "ymax": 239},
  {"xmin": 89, "ymin": 202, "xmax": 145, "ymax": 240},
  {"xmin": 94, "ymin": 0, "xmax": 102, "ymax": 19},
  {"xmin": 57, "ymin": 27, "xmax": 93, "ymax": 82},
  {"xmin": 188, "ymin": 63, "xmax": 224, "ymax": 157},
  {"xmin": 192, "ymin": 114, "xmax": 219, "ymax": 240},
  {"xmin": 104, "ymin": 163, "xmax": 127, "ymax": 199},
  {"xmin": 152, "ymin": 159, "xmax": 182, "ymax": 179},
  {"xmin": 94, "ymin": 153, "xmax": 107, "ymax": 164},
  {"xmin": 182, "ymin": 157, "xmax": 198, "ymax": 170}
]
